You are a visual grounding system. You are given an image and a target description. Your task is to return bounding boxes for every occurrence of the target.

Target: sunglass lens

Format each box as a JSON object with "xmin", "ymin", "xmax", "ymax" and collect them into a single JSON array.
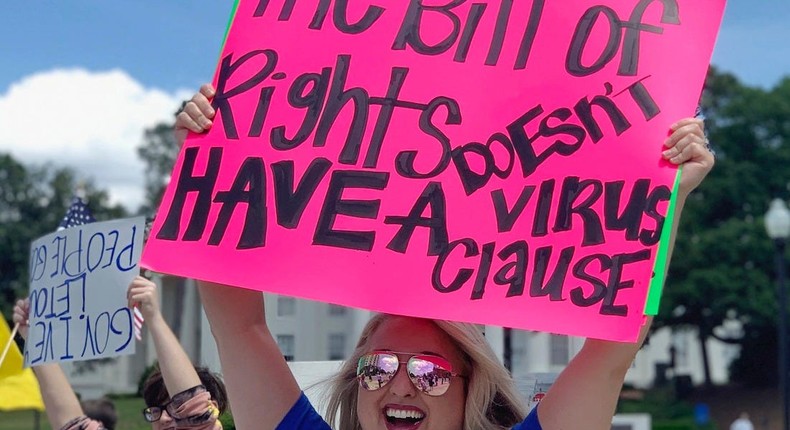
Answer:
[
  {"xmin": 142, "ymin": 407, "xmax": 160, "ymax": 422},
  {"xmin": 408, "ymin": 355, "xmax": 454, "ymax": 396},
  {"xmin": 357, "ymin": 353, "xmax": 399, "ymax": 390}
]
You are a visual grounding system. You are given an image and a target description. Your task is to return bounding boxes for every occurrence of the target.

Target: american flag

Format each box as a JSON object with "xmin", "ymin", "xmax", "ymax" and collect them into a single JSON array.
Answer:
[
  {"xmin": 57, "ymin": 197, "xmax": 97, "ymax": 231},
  {"xmin": 56, "ymin": 195, "xmax": 145, "ymax": 341},
  {"xmin": 133, "ymin": 307, "xmax": 145, "ymax": 341}
]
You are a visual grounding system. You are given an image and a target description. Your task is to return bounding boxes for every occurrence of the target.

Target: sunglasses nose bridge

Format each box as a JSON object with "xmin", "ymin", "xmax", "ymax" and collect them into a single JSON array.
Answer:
[
  {"xmin": 159, "ymin": 409, "xmax": 174, "ymax": 423},
  {"xmin": 387, "ymin": 360, "xmax": 420, "ymax": 397}
]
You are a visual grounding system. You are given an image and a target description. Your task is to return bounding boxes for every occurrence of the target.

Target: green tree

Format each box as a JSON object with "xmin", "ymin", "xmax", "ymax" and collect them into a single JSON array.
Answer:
[
  {"xmin": 137, "ymin": 121, "xmax": 180, "ymax": 214},
  {"xmin": 655, "ymin": 67, "xmax": 790, "ymax": 387},
  {"xmin": 0, "ymin": 153, "xmax": 126, "ymax": 321},
  {"xmin": 137, "ymin": 112, "xmax": 190, "ymax": 332}
]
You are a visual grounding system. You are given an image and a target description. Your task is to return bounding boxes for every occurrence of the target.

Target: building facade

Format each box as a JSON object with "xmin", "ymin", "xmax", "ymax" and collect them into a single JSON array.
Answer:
[{"xmin": 66, "ymin": 281, "xmax": 740, "ymax": 398}]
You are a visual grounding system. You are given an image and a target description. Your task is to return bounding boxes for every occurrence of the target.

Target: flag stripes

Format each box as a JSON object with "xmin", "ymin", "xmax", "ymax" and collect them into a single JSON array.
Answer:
[{"xmin": 133, "ymin": 306, "xmax": 145, "ymax": 341}]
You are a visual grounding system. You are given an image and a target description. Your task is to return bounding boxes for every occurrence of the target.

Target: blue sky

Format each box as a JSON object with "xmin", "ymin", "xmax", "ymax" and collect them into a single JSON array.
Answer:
[
  {"xmin": 1, "ymin": 1, "xmax": 788, "ymax": 210},
  {"xmin": 1, "ymin": 2, "xmax": 234, "ymax": 94}
]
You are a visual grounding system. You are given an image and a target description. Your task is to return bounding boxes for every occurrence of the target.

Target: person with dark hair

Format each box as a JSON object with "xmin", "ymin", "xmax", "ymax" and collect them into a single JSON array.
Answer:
[
  {"xmin": 13, "ymin": 276, "xmax": 228, "ymax": 430},
  {"xmin": 142, "ymin": 366, "xmax": 228, "ymax": 423},
  {"xmin": 81, "ymin": 399, "xmax": 118, "ymax": 430},
  {"xmin": 129, "ymin": 276, "xmax": 226, "ymax": 430}
]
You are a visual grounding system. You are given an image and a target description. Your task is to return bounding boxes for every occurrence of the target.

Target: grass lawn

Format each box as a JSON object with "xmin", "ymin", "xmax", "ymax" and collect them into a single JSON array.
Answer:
[{"xmin": 0, "ymin": 397, "xmax": 149, "ymax": 430}]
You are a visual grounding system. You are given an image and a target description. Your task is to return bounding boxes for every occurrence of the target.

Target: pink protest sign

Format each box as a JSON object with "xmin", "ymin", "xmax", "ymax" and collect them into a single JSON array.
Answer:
[{"xmin": 142, "ymin": 0, "xmax": 725, "ymax": 341}]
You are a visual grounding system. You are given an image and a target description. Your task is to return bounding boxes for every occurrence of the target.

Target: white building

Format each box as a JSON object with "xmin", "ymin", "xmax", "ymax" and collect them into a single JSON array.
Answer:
[
  {"xmin": 225, "ymin": 294, "xmax": 741, "ymax": 389},
  {"xmin": 66, "ymin": 278, "xmax": 741, "ymax": 398},
  {"xmin": 502, "ymin": 326, "xmax": 739, "ymax": 388}
]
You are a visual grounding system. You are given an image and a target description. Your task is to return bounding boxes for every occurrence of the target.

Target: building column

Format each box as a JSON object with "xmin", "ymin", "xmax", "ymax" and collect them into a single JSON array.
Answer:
[{"xmin": 485, "ymin": 325, "xmax": 505, "ymax": 364}]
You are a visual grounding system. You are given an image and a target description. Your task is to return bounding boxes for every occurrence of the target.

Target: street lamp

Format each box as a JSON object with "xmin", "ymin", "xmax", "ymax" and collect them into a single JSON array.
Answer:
[{"xmin": 766, "ymin": 198, "xmax": 790, "ymax": 430}]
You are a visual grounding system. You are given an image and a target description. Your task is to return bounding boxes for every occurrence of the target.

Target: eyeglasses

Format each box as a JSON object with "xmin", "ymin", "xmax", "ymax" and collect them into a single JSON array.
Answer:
[
  {"xmin": 142, "ymin": 402, "xmax": 170, "ymax": 423},
  {"xmin": 356, "ymin": 351, "xmax": 464, "ymax": 396}
]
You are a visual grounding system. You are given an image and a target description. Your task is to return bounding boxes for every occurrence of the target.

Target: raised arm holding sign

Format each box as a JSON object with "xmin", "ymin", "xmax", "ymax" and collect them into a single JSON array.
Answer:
[
  {"xmin": 130, "ymin": 276, "xmax": 228, "ymax": 430},
  {"xmin": 13, "ymin": 298, "xmax": 106, "ymax": 430}
]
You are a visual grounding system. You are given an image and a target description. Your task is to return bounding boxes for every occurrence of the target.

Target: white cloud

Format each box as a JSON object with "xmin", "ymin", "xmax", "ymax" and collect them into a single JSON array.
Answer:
[{"xmin": 0, "ymin": 68, "xmax": 192, "ymax": 211}]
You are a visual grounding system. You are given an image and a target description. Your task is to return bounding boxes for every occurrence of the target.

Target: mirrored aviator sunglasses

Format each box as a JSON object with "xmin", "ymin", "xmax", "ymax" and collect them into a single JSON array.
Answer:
[{"xmin": 356, "ymin": 351, "xmax": 463, "ymax": 397}]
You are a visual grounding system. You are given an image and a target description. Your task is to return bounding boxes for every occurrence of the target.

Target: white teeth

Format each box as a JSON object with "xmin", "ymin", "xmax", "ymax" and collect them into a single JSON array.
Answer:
[{"xmin": 385, "ymin": 408, "xmax": 425, "ymax": 420}]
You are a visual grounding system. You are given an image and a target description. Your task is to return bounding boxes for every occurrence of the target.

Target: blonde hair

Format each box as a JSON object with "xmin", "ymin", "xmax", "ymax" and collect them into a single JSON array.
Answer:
[{"xmin": 324, "ymin": 314, "xmax": 528, "ymax": 430}]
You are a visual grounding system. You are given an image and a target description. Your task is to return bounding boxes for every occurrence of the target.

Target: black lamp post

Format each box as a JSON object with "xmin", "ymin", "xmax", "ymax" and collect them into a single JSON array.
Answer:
[{"xmin": 766, "ymin": 198, "xmax": 790, "ymax": 430}]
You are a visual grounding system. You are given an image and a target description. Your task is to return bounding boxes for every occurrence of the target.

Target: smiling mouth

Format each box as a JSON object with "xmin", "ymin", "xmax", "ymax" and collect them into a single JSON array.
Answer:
[{"xmin": 384, "ymin": 407, "xmax": 425, "ymax": 429}]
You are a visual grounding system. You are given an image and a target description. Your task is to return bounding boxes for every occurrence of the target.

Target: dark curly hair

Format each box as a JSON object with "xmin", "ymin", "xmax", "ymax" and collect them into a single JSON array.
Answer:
[
  {"xmin": 142, "ymin": 366, "xmax": 228, "ymax": 415},
  {"xmin": 81, "ymin": 398, "xmax": 118, "ymax": 430}
]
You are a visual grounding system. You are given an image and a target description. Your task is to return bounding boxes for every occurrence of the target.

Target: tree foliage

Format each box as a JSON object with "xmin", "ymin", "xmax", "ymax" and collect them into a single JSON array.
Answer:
[
  {"xmin": 655, "ymin": 67, "xmax": 790, "ymax": 386},
  {"xmin": 0, "ymin": 154, "xmax": 126, "ymax": 320},
  {"xmin": 137, "ymin": 121, "xmax": 180, "ymax": 214}
]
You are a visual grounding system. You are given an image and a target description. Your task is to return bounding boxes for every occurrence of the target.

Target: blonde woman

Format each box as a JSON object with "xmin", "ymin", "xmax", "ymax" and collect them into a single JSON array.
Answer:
[
  {"xmin": 180, "ymin": 84, "xmax": 714, "ymax": 430},
  {"xmin": 324, "ymin": 315, "xmax": 529, "ymax": 429}
]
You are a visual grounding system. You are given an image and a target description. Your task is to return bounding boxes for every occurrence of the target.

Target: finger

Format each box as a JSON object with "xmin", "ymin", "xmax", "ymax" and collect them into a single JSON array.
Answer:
[
  {"xmin": 128, "ymin": 285, "xmax": 151, "ymax": 298},
  {"xmin": 128, "ymin": 291, "xmax": 148, "ymax": 308},
  {"xmin": 130, "ymin": 278, "xmax": 156, "ymax": 293},
  {"xmin": 681, "ymin": 121, "xmax": 705, "ymax": 138},
  {"xmin": 665, "ymin": 120, "xmax": 704, "ymax": 148},
  {"xmin": 200, "ymin": 83, "xmax": 216, "ymax": 99},
  {"xmin": 15, "ymin": 299, "xmax": 30, "ymax": 314},
  {"xmin": 183, "ymin": 102, "xmax": 213, "ymax": 130},
  {"xmin": 131, "ymin": 282, "xmax": 156, "ymax": 296},
  {"xmin": 127, "ymin": 284, "xmax": 149, "ymax": 303},
  {"xmin": 129, "ymin": 291, "xmax": 146, "ymax": 302},
  {"xmin": 670, "ymin": 117, "xmax": 705, "ymax": 134},
  {"xmin": 670, "ymin": 141, "xmax": 710, "ymax": 165},
  {"xmin": 183, "ymin": 102, "xmax": 211, "ymax": 128},
  {"xmin": 665, "ymin": 118, "xmax": 704, "ymax": 145},
  {"xmin": 12, "ymin": 306, "xmax": 28, "ymax": 325},
  {"xmin": 191, "ymin": 92, "xmax": 216, "ymax": 120},
  {"xmin": 175, "ymin": 111, "xmax": 204, "ymax": 134},
  {"xmin": 128, "ymin": 276, "xmax": 148, "ymax": 291},
  {"xmin": 663, "ymin": 134, "xmax": 702, "ymax": 160},
  {"xmin": 129, "ymin": 276, "xmax": 150, "ymax": 288},
  {"xmin": 669, "ymin": 144, "xmax": 692, "ymax": 164}
]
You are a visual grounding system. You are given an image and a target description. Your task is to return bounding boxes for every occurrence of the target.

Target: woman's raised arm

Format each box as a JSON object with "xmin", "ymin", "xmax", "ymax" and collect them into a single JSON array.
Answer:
[
  {"xmin": 174, "ymin": 87, "xmax": 303, "ymax": 428},
  {"xmin": 198, "ymin": 282, "xmax": 302, "ymax": 429},
  {"xmin": 537, "ymin": 117, "xmax": 714, "ymax": 430}
]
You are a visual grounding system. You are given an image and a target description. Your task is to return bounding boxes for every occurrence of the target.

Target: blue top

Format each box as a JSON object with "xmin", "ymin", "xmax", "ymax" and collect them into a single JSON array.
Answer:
[
  {"xmin": 514, "ymin": 406, "xmax": 542, "ymax": 429},
  {"xmin": 276, "ymin": 393, "xmax": 331, "ymax": 430},
  {"xmin": 276, "ymin": 393, "xmax": 542, "ymax": 429}
]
